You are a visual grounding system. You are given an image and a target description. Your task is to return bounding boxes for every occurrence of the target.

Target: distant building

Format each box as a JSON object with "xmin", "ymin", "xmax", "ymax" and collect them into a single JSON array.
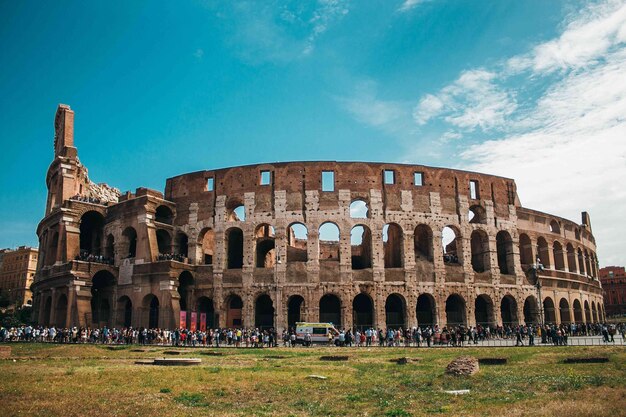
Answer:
[
  {"xmin": 0, "ymin": 246, "xmax": 39, "ymax": 308},
  {"xmin": 600, "ymin": 266, "xmax": 626, "ymax": 317}
]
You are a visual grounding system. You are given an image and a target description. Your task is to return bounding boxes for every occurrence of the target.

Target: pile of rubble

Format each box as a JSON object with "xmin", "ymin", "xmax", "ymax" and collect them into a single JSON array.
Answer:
[{"xmin": 445, "ymin": 356, "xmax": 479, "ymax": 376}]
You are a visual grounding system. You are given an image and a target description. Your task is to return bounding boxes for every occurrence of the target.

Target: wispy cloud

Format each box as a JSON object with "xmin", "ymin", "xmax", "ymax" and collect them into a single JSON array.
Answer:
[
  {"xmin": 193, "ymin": 48, "xmax": 204, "ymax": 60},
  {"xmin": 397, "ymin": 0, "xmax": 430, "ymax": 13}
]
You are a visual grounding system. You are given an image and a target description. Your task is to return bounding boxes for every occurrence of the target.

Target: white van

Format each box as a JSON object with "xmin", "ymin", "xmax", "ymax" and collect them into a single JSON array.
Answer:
[{"xmin": 295, "ymin": 322, "xmax": 339, "ymax": 345}]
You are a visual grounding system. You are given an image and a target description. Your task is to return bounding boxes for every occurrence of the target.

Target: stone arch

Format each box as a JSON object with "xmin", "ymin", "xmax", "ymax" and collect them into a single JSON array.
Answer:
[
  {"xmin": 549, "ymin": 220, "xmax": 560, "ymax": 234},
  {"xmin": 537, "ymin": 237, "xmax": 550, "ymax": 268},
  {"xmin": 287, "ymin": 295, "xmax": 305, "ymax": 329},
  {"xmin": 385, "ymin": 293, "xmax": 406, "ymax": 329},
  {"xmin": 80, "ymin": 211, "xmax": 105, "ymax": 256},
  {"xmin": 55, "ymin": 293, "xmax": 68, "ymax": 328},
  {"xmin": 584, "ymin": 250, "xmax": 592, "ymax": 277},
  {"xmin": 577, "ymin": 248, "xmax": 586, "ymax": 275},
  {"xmin": 544, "ymin": 297, "xmax": 556, "ymax": 324},
  {"xmin": 91, "ymin": 270, "xmax": 116, "ymax": 327},
  {"xmin": 43, "ymin": 295, "xmax": 52, "ymax": 326},
  {"xmin": 352, "ymin": 293, "xmax": 374, "ymax": 330},
  {"xmin": 156, "ymin": 229, "xmax": 172, "ymax": 255},
  {"xmin": 155, "ymin": 205, "xmax": 173, "ymax": 225},
  {"xmin": 501, "ymin": 295, "xmax": 518, "ymax": 325},
  {"xmin": 350, "ymin": 199, "xmax": 369, "ymax": 219},
  {"xmin": 198, "ymin": 227, "xmax": 215, "ymax": 265},
  {"xmin": 573, "ymin": 299, "xmax": 583, "ymax": 323},
  {"xmin": 178, "ymin": 271, "xmax": 194, "ymax": 313},
  {"xmin": 142, "ymin": 294, "xmax": 159, "ymax": 329},
  {"xmin": 414, "ymin": 224, "xmax": 433, "ymax": 261},
  {"xmin": 559, "ymin": 298, "xmax": 571, "ymax": 324},
  {"xmin": 197, "ymin": 296, "xmax": 215, "ymax": 329},
  {"xmin": 383, "ymin": 223, "xmax": 403, "ymax": 268},
  {"xmin": 122, "ymin": 227, "xmax": 137, "ymax": 258},
  {"xmin": 225, "ymin": 227, "xmax": 244, "ymax": 269},
  {"xmin": 416, "ymin": 293, "xmax": 436, "ymax": 326},
  {"xmin": 523, "ymin": 295, "xmax": 538, "ymax": 324},
  {"xmin": 255, "ymin": 293, "xmax": 275, "ymax": 330},
  {"xmin": 105, "ymin": 234, "xmax": 115, "ymax": 260},
  {"xmin": 287, "ymin": 223, "xmax": 308, "ymax": 262},
  {"xmin": 445, "ymin": 294, "xmax": 467, "ymax": 327},
  {"xmin": 496, "ymin": 230, "xmax": 514, "ymax": 275},
  {"xmin": 227, "ymin": 200, "xmax": 246, "ymax": 222},
  {"xmin": 225, "ymin": 293, "xmax": 243, "ymax": 328},
  {"xmin": 566, "ymin": 243, "xmax": 577, "ymax": 273},
  {"xmin": 553, "ymin": 241, "xmax": 565, "ymax": 271},
  {"xmin": 442, "ymin": 225, "xmax": 462, "ymax": 264},
  {"xmin": 584, "ymin": 300, "xmax": 591, "ymax": 323},
  {"xmin": 468, "ymin": 205, "xmax": 487, "ymax": 224},
  {"xmin": 319, "ymin": 293, "xmax": 342, "ymax": 327},
  {"xmin": 319, "ymin": 222, "xmax": 340, "ymax": 261},
  {"xmin": 470, "ymin": 229, "xmax": 490, "ymax": 273},
  {"xmin": 591, "ymin": 301, "xmax": 598, "ymax": 323},
  {"xmin": 255, "ymin": 224, "xmax": 276, "ymax": 268},
  {"xmin": 117, "ymin": 296, "xmax": 132, "ymax": 328},
  {"xmin": 351, "ymin": 225, "xmax": 372, "ymax": 269},
  {"xmin": 474, "ymin": 294, "xmax": 495, "ymax": 327},
  {"xmin": 174, "ymin": 232, "xmax": 189, "ymax": 258},
  {"xmin": 519, "ymin": 233, "xmax": 533, "ymax": 267}
]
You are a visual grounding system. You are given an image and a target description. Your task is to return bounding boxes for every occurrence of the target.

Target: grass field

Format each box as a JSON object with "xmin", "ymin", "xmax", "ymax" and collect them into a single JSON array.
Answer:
[{"xmin": 1, "ymin": 344, "xmax": 625, "ymax": 417}]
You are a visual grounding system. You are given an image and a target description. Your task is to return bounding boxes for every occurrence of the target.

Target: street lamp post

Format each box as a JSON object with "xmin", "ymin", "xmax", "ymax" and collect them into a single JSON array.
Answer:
[{"xmin": 530, "ymin": 259, "xmax": 545, "ymax": 326}]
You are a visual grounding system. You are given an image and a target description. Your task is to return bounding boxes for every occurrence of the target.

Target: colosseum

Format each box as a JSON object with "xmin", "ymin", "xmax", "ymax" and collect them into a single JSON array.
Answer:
[{"xmin": 31, "ymin": 104, "xmax": 606, "ymax": 332}]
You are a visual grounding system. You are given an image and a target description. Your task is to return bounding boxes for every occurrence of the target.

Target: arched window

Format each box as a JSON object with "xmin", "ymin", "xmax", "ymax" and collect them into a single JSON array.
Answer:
[
  {"xmin": 553, "ymin": 241, "xmax": 565, "ymax": 271},
  {"xmin": 496, "ymin": 231, "xmax": 514, "ymax": 275},
  {"xmin": 445, "ymin": 294, "xmax": 467, "ymax": 326},
  {"xmin": 470, "ymin": 230, "xmax": 490, "ymax": 273},
  {"xmin": 566, "ymin": 243, "xmax": 577, "ymax": 273},
  {"xmin": 122, "ymin": 227, "xmax": 137, "ymax": 258},
  {"xmin": 349, "ymin": 200, "xmax": 369, "ymax": 219},
  {"xmin": 351, "ymin": 225, "xmax": 372, "ymax": 269},
  {"xmin": 414, "ymin": 224, "xmax": 433, "ymax": 262},
  {"xmin": 442, "ymin": 226, "xmax": 462, "ymax": 264},
  {"xmin": 228, "ymin": 203, "xmax": 246, "ymax": 222},
  {"xmin": 319, "ymin": 294, "xmax": 341, "ymax": 327},
  {"xmin": 287, "ymin": 223, "xmax": 308, "ymax": 262},
  {"xmin": 80, "ymin": 211, "xmax": 105, "ymax": 256},
  {"xmin": 155, "ymin": 206, "xmax": 173, "ymax": 225},
  {"xmin": 475, "ymin": 295, "xmax": 495, "ymax": 327},
  {"xmin": 519, "ymin": 233, "xmax": 533, "ymax": 267},
  {"xmin": 174, "ymin": 232, "xmax": 189, "ymax": 257},
  {"xmin": 199, "ymin": 228, "xmax": 215, "ymax": 265},
  {"xmin": 319, "ymin": 222, "xmax": 340, "ymax": 261},
  {"xmin": 549, "ymin": 220, "xmax": 560, "ymax": 234},
  {"xmin": 156, "ymin": 229, "xmax": 171, "ymax": 255},
  {"xmin": 537, "ymin": 237, "xmax": 550, "ymax": 268},
  {"xmin": 383, "ymin": 223, "xmax": 403, "ymax": 268},
  {"xmin": 468, "ymin": 205, "xmax": 486, "ymax": 224},
  {"xmin": 226, "ymin": 228, "xmax": 244, "ymax": 269},
  {"xmin": 255, "ymin": 224, "xmax": 275, "ymax": 268},
  {"xmin": 352, "ymin": 293, "xmax": 374, "ymax": 330}
]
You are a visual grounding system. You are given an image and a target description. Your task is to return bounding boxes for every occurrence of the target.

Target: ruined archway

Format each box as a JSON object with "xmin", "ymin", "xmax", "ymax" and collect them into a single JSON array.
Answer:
[
  {"xmin": 523, "ymin": 295, "xmax": 538, "ymax": 325},
  {"xmin": 416, "ymin": 293, "xmax": 436, "ymax": 326},
  {"xmin": 155, "ymin": 205, "xmax": 173, "ymax": 225},
  {"xmin": 199, "ymin": 228, "xmax": 214, "ymax": 265},
  {"xmin": 544, "ymin": 297, "xmax": 556, "ymax": 324},
  {"xmin": 156, "ymin": 229, "xmax": 171, "ymax": 255},
  {"xmin": 383, "ymin": 223, "xmax": 403, "ymax": 268},
  {"xmin": 442, "ymin": 226, "xmax": 462, "ymax": 264},
  {"xmin": 80, "ymin": 211, "xmax": 105, "ymax": 256},
  {"xmin": 142, "ymin": 294, "xmax": 159, "ymax": 329},
  {"xmin": 118, "ymin": 296, "xmax": 132, "ymax": 328},
  {"xmin": 496, "ymin": 231, "xmax": 514, "ymax": 275},
  {"xmin": 287, "ymin": 223, "xmax": 308, "ymax": 262},
  {"xmin": 559, "ymin": 298, "xmax": 571, "ymax": 324},
  {"xmin": 474, "ymin": 294, "xmax": 495, "ymax": 327},
  {"xmin": 319, "ymin": 294, "xmax": 341, "ymax": 327},
  {"xmin": 385, "ymin": 294, "xmax": 406, "ymax": 329},
  {"xmin": 122, "ymin": 227, "xmax": 137, "ymax": 258},
  {"xmin": 501, "ymin": 295, "xmax": 518, "ymax": 326},
  {"xmin": 225, "ymin": 294, "xmax": 243, "ymax": 328},
  {"xmin": 470, "ymin": 229, "xmax": 490, "ymax": 273},
  {"xmin": 225, "ymin": 227, "xmax": 244, "ymax": 269},
  {"xmin": 414, "ymin": 224, "xmax": 433, "ymax": 261},
  {"xmin": 573, "ymin": 299, "xmax": 583, "ymax": 323},
  {"xmin": 287, "ymin": 295, "xmax": 305, "ymax": 329},
  {"xmin": 178, "ymin": 271, "xmax": 194, "ymax": 313},
  {"xmin": 255, "ymin": 224, "xmax": 275, "ymax": 268},
  {"xmin": 537, "ymin": 237, "xmax": 550, "ymax": 268},
  {"xmin": 197, "ymin": 296, "xmax": 215, "ymax": 329},
  {"xmin": 319, "ymin": 222, "xmax": 340, "ymax": 261},
  {"xmin": 519, "ymin": 233, "xmax": 533, "ymax": 267},
  {"xmin": 553, "ymin": 241, "xmax": 565, "ymax": 271},
  {"xmin": 445, "ymin": 294, "xmax": 467, "ymax": 327},
  {"xmin": 91, "ymin": 270, "xmax": 115, "ymax": 327},
  {"xmin": 353, "ymin": 293, "xmax": 374, "ymax": 330},
  {"xmin": 351, "ymin": 225, "xmax": 372, "ymax": 269},
  {"xmin": 255, "ymin": 294, "xmax": 275, "ymax": 330}
]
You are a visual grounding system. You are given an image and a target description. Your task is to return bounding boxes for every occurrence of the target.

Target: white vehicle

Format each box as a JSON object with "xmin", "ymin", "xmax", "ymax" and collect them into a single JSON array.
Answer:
[{"xmin": 295, "ymin": 322, "xmax": 339, "ymax": 345}]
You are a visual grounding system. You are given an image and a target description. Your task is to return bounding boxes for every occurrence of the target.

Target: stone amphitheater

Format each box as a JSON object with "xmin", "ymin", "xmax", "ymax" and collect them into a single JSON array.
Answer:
[{"xmin": 31, "ymin": 104, "xmax": 606, "ymax": 331}]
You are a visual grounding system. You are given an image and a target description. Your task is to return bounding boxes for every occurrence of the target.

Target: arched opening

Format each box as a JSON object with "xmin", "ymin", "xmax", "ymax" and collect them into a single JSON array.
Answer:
[
  {"xmin": 584, "ymin": 250, "xmax": 592, "ymax": 277},
  {"xmin": 352, "ymin": 293, "xmax": 374, "ymax": 330},
  {"xmin": 501, "ymin": 295, "xmax": 518, "ymax": 325},
  {"xmin": 578, "ymin": 248, "xmax": 586, "ymax": 275},
  {"xmin": 573, "ymin": 299, "xmax": 583, "ymax": 323},
  {"xmin": 287, "ymin": 295, "xmax": 305, "ymax": 329},
  {"xmin": 474, "ymin": 294, "xmax": 495, "ymax": 327},
  {"xmin": 549, "ymin": 220, "xmax": 560, "ymax": 234},
  {"xmin": 553, "ymin": 241, "xmax": 565, "ymax": 271},
  {"xmin": 591, "ymin": 301, "xmax": 597, "ymax": 323},
  {"xmin": 383, "ymin": 223, "xmax": 403, "ymax": 268},
  {"xmin": 80, "ymin": 211, "xmax": 105, "ymax": 256},
  {"xmin": 228, "ymin": 204, "xmax": 246, "ymax": 222},
  {"xmin": 46, "ymin": 231, "xmax": 59, "ymax": 266},
  {"xmin": 414, "ymin": 224, "xmax": 433, "ymax": 261},
  {"xmin": 226, "ymin": 228, "xmax": 244, "ymax": 269},
  {"xmin": 385, "ymin": 294, "xmax": 406, "ymax": 328},
  {"xmin": 584, "ymin": 300, "xmax": 591, "ymax": 323},
  {"xmin": 350, "ymin": 200, "xmax": 369, "ymax": 219},
  {"xmin": 226, "ymin": 294, "xmax": 243, "ymax": 327},
  {"xmin": 255, "ymin": 224, "xmax": 275, "ymax": 268},
  {"xmin": 470, "ymin": 230, "xmax": 490, "ymax": 273},
  {"xmin": 55, "ymin": 294, "xmax": 68, "ymax": 327},
  {"xmin": 445, "ymin": 294, "xmax": 466, "ymax": 327},
  {"xmin": 319, "ymin": 222, "xmax": 340, "ymax": 261},
  {"xmin": 537, "ymin": 237, "xmax": 550, "ymax": 268},
  {"xmin": 543, "ymin": 297, "xmax": 556, "ymax": 324},
  {"xmin": 91, "ymin": 271, "xmax": 115, "ymax": 327},
  {"xmin": 43, "ymin": 296, "xmax": 52, "ymax": 326},
  {"xmin": 156, "ymin": 229, "xmax": 172, "ymax": 255},
  {"xmin": 442, "ymin": 226, "xmax": 461, "ymax": 264},
  {"xmin": 118, "ymin": 296, "xmax": 132, "ymax": 328},
  {"xmin": 351, "ymin": 225, "xmax": 372, "ymax": 269},
  {"xmin": 199, "ymin": 228, "xmax": 214, "ymax": 265},
  {"xmin": 496, "ymin": 231, "xmax": 514, "ymax": 275},
  {"xmin": 287, "ymin": 223, "xmax": 308, "ymax": 262},
  {"xmin": 197, "ymin": 297, "xmax": 215, "ymax": 329},
  {"xmin": 178, "ymin": 271, "xmax": 194, "ymax": 313},
  {"xmin": 174, "ymin": 232, "xmax": 189, "ymax": 258},
  {"xmin": 155, "ymin": 206, "xmax": 173, "ymax": 225},
  {"xmin": 105, "ymin": 234, "xmax": 115, "ymax": 260},
  {"xmin": 523, "ymin": 295, "xmax": 538, "ymax": 325},
  {"xmin": 519, "ymin": 233, "xmax": 533, "ymax": 268},
  {"xmin": 142, "ymin": 294, "xmax": 159, "ymax": 329},
  {"xmin": 566, "ymin": 244, "xmax": 576, "ymax": 273},
  {"xmin": 559, "ymin": 298, "xmax": 571, "ymax": 324},
  {"xmin": 122, "ymin": 227, "xmax": 137, "ymax": 258},
  {"xmin": 255, "ymin": 294, "xmax": 275, "ymax": 330},
  {"xmin": 416, "ymin": 294, "xmax": 436, "ymax": 326},
  {"xmin": 468, "ymin": 205, "xmax": 486, "ymax": 224},
  {"xmin": 319, "ymin": 294, "xmax": 341, "ymax": 327}
]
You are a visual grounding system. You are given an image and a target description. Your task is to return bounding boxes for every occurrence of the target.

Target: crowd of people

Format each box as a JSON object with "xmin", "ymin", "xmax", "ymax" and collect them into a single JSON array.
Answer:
[
  {"xmin": 1, "ymin": 322, "xmax": 624, "ymax": 348},
  {"xmin": 75, "ymin": 251, "xmax": 114, "ymax": 265},
  {"xmin": 157, "ymin": 253, "xmax": 187, "ymax": 262},
  {"xmin": 69, "ymin": 194, "xmax": 107, "ymax": 205}
]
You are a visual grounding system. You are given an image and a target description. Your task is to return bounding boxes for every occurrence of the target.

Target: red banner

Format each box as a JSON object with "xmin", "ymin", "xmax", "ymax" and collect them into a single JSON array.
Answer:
[
  {"xmin": 190, "ymin": 312, "xmax": 197, "ymax": 332},
  {"xmin": 200, "ymin": 313, "xmax": 207, "ymax": 331},
  {"xmin": 179, "ymin": 311, "xmax": 187, "ymax": 329}
]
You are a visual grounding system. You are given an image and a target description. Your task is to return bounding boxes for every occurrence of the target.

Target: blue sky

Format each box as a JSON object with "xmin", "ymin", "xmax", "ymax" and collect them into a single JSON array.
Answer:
[{"xmin": 1, "ymin": 1, "xmax": 625, "ymax": 266}]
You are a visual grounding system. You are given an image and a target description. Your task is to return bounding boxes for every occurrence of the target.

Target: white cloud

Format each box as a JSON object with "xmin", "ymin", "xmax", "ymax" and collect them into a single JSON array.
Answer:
[
  {"xmin": 193, "ymin": 48, "xmax": 204, "ymax": 60},
  {"xmin": 398, "ymin": 0, "xmax": 429, "ymax": 13}
]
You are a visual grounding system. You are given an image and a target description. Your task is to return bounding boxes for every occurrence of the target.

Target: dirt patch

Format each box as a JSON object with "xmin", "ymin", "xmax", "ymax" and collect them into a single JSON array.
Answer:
[
  {"xmin": 320, "ymin": 355, "xmax": 349, "ymax": 361},
  {"xmin": 563, "ymin": 357, "xmax": 609, "ymax": 364},
  {"xmin": 445, "ymin": 356, "xmax": 479, "ymax": 376},
  {"xmin": 201, "ymin": 351, "xmax": 224, "ymax": 356},
  {"xmin": 163, "ymin": 351, "xmax": 183, "ymax": 355},
  {"xmin": 0, "ymin": 346, "xmax": 11, "ymax": 359},
  {"xmin": 478, "ymin": 357, "xmax": 507, "ymax": 365}
]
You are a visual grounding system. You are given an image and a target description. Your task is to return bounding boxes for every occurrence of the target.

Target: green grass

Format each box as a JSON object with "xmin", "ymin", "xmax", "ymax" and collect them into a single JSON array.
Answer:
[{"xmin": 0, "ymin": 344, "xmax": 625, "ymax": 416}]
